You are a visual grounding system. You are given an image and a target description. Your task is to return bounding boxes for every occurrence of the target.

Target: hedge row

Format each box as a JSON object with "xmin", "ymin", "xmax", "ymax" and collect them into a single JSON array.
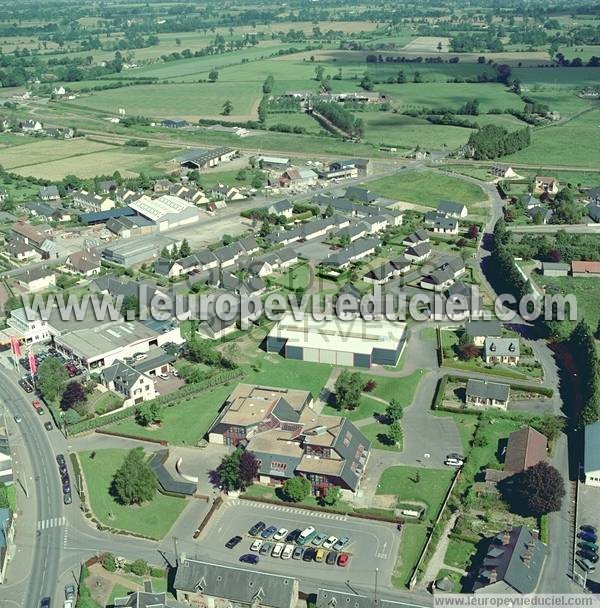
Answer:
[{"xmin": 67, "ymin": 369, "xmax": 243, "ymax": 435}]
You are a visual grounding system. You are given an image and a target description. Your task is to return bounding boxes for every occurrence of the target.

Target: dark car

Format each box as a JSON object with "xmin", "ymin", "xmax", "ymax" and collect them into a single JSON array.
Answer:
[
  {"xmin": 581, "ymin": 525, "xmax": 598, "ymax": 534},
  {"xmin": 239, "ymin": 554, "xmax": 259, "ymax": 565},
  {"xmin": 65, "ymin": 584, "xmax": 75, "ymax": 600},
  {"xmin": 578, "ymin": 531, "xmax": 598, "ymax": 543},
  {"xmin": 40, "ymin": 598, "xmax": 50, "ymax": 608},
  {"xmin": 248, "ymin": 521, "xmax": 266, "ymax": 536},
  {"xmin": 44, "ymin": 421, "xmax": 53, "ymax": 431},
  {"xmin": 19, "ymin": 378, "xmax": 33, "ymax": 393},
  {"xmin": 59, "ymin": 465, "xmax": 68, "ymax": 478},
  {"xmin": 292, "ymin": 546, "xmax": 304, "ymax": 560},
  {"xmin": 577, "ymin": 549, "xmax": 599, "ymax": 563},
  {"xmin": 302, "ymin": 547, "xmax": 316, "ymax": 561},
  {"xmin": 326, "ymin": 551, "xmax": 338, "ymax": 565},
  {"xmin": 56, "ymin": 454, "xmax": 66, "ymax": 466},
  {"xmin": 285, "ymin": 528, "xmax": 302, "ymax": 543},
  {"xmin": 226, "ymin": 536, "xmax": 242, "ymax": 549},
  {"xmin": 63, "ymin": 492, "xmax": 72, "ymax": 505},
  {"xmin": 62, "ymin": 480, "xmax": 71, "ymax": 493},
  {"xmin": 259, "ymin": 542, "xmax": 272, "ymax": 556},
  {"xmin": 261, "ymin": 525, "xmax": 277, "ymax": 539}
]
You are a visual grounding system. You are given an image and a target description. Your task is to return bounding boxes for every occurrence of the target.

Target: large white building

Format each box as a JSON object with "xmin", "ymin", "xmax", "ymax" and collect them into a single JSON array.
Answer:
[
  {"xmin": 584, "ymin": 420, "xmax": 600, "ymax": 487},
  {"xmin": 129, "ymin": 194, "xmax": 200, "ymax": 231},
  {"xmin": 267, "ymin": 313, "xmax": 406, "ymax": 368}
]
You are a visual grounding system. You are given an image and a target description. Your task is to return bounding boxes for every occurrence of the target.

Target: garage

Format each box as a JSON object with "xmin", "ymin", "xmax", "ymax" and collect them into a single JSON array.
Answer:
[
  {"xmin": 303, "ymin": 347, "xmax": 319, "ymax": 363},
  {"xmin": 336, "ymin": 351, "xmax": 354, "ymax": 367},
  {"xmin": 319, "ymin": 349, "xmax": 336, "ymax": 365}
]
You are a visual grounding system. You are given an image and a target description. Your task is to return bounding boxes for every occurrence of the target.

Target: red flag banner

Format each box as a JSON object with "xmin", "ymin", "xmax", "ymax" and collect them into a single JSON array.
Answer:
[
  {"xmin": 28, "ymin": 352, "xmax": 37, "ymax": 374},
  {"xmin": 10, "ymin": 337, "xmax": 21, "ymax": 358}
]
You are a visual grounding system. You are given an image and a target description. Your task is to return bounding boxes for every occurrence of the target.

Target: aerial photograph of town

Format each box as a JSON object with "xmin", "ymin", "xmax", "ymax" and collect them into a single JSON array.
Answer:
[{"xmin": 0, "ymin": 0, "xmax": 599, "ymax": 606}]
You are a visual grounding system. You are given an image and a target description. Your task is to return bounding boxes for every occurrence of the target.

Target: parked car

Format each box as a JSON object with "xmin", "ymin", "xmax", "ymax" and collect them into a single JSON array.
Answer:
[
  {"xmin": 323, "ymin": 536, "xmax": 338, "ymax": 550},
  {"xmin": 286, "ymin": 529, "xmax": 302, "ymax": 543},
  {"xmin": 302, "ymin": 547, "xmax": 316, "ymax": 561},
  {"xmin": 578, "ymin": 541, "xmax": 599, "ymax": 552},
  {"xmin": 56, "ymin": 454, "xmax": 66, "ymax": 466},
  {"xmin": 65, "ymin": 584, "xmax": 75, "ymax": 600},
  {"xmin": 281, "ymin": 544, "xmax": 295, "ymax": 560},
  {"xmin": 32, "ymin": 399, "xmax": 44, "ymax": 414},
  {"xmin": 337, "ymin": 553, "xmax": 350, "ymax": 567},
  {"xmin": 311, "ymin": 533, "xmax": 327, "ymax": 547},
  {"xmin": 63, "ymin": 492, "xmax": 72, "ymax": 505},
  {"xmin": 581, "ymin": 525, "xmax": 598, "ymax": 534},
  {"xmin": 250, "ymin": 539, "xmax": 263, "ymax": 552},
  {"xmin": 14, "ymin": 415, "xmax": 22, "ymax": 424},
  {"xmin": 259, "ymin": 542, "xmax": 273, "ymax": 556},
  {"xmin": 444, "ymin": 457, "xmax": 463, "ymax": 467},
  {"xmin": 333, "ymin": 537, "xmax": 350, "ymax": 551},
  {"xmin": 577, "ymin": 558, "xmax": 596, "ymax": 572},
  {"xmin": 298, "ymin": 526, "xmax": 317, "ymax": 546},
  {"xmin": 40, "ymin": 598, "xmax": 51, "ymax": 608},
  {"xmin": 248, "ymin": 521, "xmax": 266, "ymax": 536},
  {"xmin": 271, "ymin": 543, "xmax": 284, "ymax": 558},
  {"xmin": 577, "ymin": 549, "xmax": 599, "ymax": 563},
  {"xmin": 292, "ymin": 546, "xmax": 304, "ymax": 560},
  {"xmin": 326, "ymin": 551, "xmax": 338, "ymax": 565},
  {"xmin": 315, "ymin": 548, "xmax": 326, "ymax": 562},
  {"xmin": 261, "ymin": 525, "xmax": 278, "ymax": 539},
  {"xmin": 62, "ymin": 481, "xmax": 71, "ymax": 494},
  {"xmin": 239, "ymin": 554, "xmax": 259, "ymax": 565},
  {"xmin": 44, "ymin": 421, "xmax": 53, "ymax": 431},
  {"xmin": 273, "ymin": 528, "xmax": 288, "ymax": 541},
  {"xmin": 19, "ymin": 378, "xmax": 33, "ymax": 393},
  {"xmin": 225, "ymin": 536, "xmax": 242, "ymax": 549},
  {"xmin": 578, "ymin": 531, "xmax": 598, "ymax": 543}
]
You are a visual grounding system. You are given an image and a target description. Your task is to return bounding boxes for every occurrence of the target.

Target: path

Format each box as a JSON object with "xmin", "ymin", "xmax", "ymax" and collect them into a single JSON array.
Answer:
[
  {"xmin": 313, "ymin": 367, "xmax": 342, "ymax": 413},
  {"xmin": 421, "ymin": 511, "xmax": 463, "ymax": 586}
]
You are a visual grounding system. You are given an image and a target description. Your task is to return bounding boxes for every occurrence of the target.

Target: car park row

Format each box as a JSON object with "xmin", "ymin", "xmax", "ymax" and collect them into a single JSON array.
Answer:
[{"xmin": 576, "ymin": 524, "xmax": 598, "ymax": 574}]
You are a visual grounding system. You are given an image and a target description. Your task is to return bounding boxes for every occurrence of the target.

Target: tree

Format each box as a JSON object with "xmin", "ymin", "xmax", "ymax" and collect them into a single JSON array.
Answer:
[
  {"xmin": 385, "ymin": 398, "xmax": 403, "ymax": 423},
  {"xmin": 458, "ymin": 343, "xmax": 480, "ymax": 360},
  {"xmin": 185, "ymin": 338, "xmax": 221, "ymax": 366},
  {"xmin": 215, "ymin": 451, "xmax": 241, "ymax": 492},
  {"xmin": 60, "ymin": 381, "xmax": 86, "ymax": 411},
  {"xmin": 502, "ymin": 461, "xmax": 565, "ymax": 517},
  {"xmin": 388, "ymin": 421, "xmax": 403, "ymax": 446},
  {"xmin": 322, "ymin": 486, "xmax": 341, "ymax": 506},
  {"xmin": 120, "ymin": 294, "xmax": 140, "ymax": 319},
  {"xmin": 37, "ymin": 358, "xmax": 69, "ymax": 403},
  {"xmin": 282, "ymin": 476, "xmax": 311, "ymax": 502},
  {"xmin": 208, "ymin": 68, "xmax": 219, "ymax": 82},
  {"xmin": 222, "ymin": 99, "xmax": 233, "ymax": 115},
  {"xmin": 179, "ymin": 238, "xmax": 191, "ymax": 258},
  {"xmin": 239, "ymin": 450, "xmax": 259, "ymax": 489},
  {"xmin": 102, "ymin": 553, "xmax": 117, "ymax": 572},
  {"xmin": 129, "ymin": 559, "xmax": 148, "ymax": 576},
  {"xmin": 467, "ymin": 224, "xmax": 480, "ymax": 239},
  {"xmin": 112, "ymin": 448, "xmax": 158, "ymax": 506},
  {"xmin": 135, "ymin": 401, "xmax": 162, "ymax": 426},
  {"xmin": 251, "ymin": 173, "xmax": 264, "ymax": 189},
  {"xmin": 314, "ymin": 65, "xmax": 325, "ymax": 81},
  {"xmin": 334, "ymin": 370, "xmax": 364, "ymax": 411}
]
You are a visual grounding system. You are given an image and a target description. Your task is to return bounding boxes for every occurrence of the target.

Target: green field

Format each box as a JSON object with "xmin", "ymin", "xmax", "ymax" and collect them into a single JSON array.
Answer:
[
  {"xmin": 78, "ymin": 449, "xmax": 186, "ymax": 539},
  {"xmin": 377, "ymin": 465, "xmax": 455, "ymax": 521},
  {"xmin": 360, "ymin": 420, "xmax": 403, "ymax": 451},
  {"xmin": 391, "ymin": 523, "xmax": 429, "ymax": 588},
  {"xmin": 538, "ymin": 275, "xmax": 600, "ymax": 328},
  {"xmin": 366, "ymin": 169, "xmax": 487, "ymax": 207}
]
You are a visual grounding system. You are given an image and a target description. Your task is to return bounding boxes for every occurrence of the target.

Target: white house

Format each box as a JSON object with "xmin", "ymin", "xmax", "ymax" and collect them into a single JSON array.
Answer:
[{"xmin": 584, "ymin": 420, "xmax": 600, "ymax": 487}]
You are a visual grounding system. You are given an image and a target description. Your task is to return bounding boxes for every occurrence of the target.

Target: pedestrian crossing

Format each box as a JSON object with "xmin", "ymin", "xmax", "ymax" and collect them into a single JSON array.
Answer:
[
  {"xmin": 231, "ymin": 499, "xmax": 348, "ymax": 521},
  {"xmin": 37, "ymin": 516, "xmax": 66, "ymax": 530}
]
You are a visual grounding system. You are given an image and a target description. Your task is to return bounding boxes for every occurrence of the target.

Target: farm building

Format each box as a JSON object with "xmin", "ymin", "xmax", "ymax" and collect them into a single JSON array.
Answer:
[
  {"xmin": 572, "ymin": 260, "xmax": 600, "ymax": 277},
  {"xmin": 79, "ymin": 206, "xmax": 136, "ymax": 226},
  {"xmin": 258, "ymin": 155, "xmax": 289, "ymax": 170},
  {"xmin": 161, "ymin": 119, "xmax": 188, "ymax": 128},
  {"xmin": 128, "ymin": 194, "xmax": 199, "ymax": 231},
  {"xmin": 266, "ymin": 313, "xmax": 406, "ymax": 368},
  {"xmin": 279, "ymin": 167, "xmax": 318, "ymax": 189},
  {"xmin": 541, "ymin": 262, "xmax": 569, "ymax": 277},
  {"xmin": 490, "ymin": 164, "xmax": 518, "ymax": 179},
  {"xmin": 584, "ymin": 420, "xmax": 600, "ymax": 487},
  {"xmin": 177, "ymin": 147, "xmax": 237, "ymax": 169}
]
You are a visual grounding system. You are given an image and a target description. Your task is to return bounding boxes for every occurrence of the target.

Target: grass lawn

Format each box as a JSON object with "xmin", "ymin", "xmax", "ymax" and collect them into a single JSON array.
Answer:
[
  {"xmin": 444, "ymin": 537, "xmax": 477, "ymax": 570},
  {"xmin": 88, "ymin": 390, "xmax": 123, "ymax": 415},
  {"xmin": 78, "ymin": 449, "xmax": 187, "ymax": 539},
  {"xmin": 539, "ymin": 275, "xmax": 600, "ymax": 329},
  {"xmin": 108, "ymin": 584, "xmax": 133, "ymax": 606},
  {"xmin": 377, "ymin": 465, "xmax": 455, "ymax": 521},
  {"xmin": 360, "ymin": 421, "xmax": 402, "ymax": 452},
  {"xmin": 271, "ymin": 263, "xmax": 312, "ymax": 291},
  {"xmin": 365, "ymin": 170, "xmax": 486, "ymax": 208},
  {"xmin": 363, "ymin": 369, "xmax": 423, "ymax": 405},
  {"xmin": 6, "ymin": 484, "xmax": 16, "ymax": 511},
  {"xmin": 322, "ymin": 394, "xmax": 384, "ymax": 422},
  {"xmin": 106, "ymin": 384, "xmax": 232, "ymax": 445},
  {"xmin": 392, "ymin": 523, "xmax": 428, "ymax": 588}
]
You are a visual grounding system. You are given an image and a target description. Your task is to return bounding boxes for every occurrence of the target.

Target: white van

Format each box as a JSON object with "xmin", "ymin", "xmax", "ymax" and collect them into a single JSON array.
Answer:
[{"xmin": 281, "ymin": 544, "xmax": 294, "ymax": 559}]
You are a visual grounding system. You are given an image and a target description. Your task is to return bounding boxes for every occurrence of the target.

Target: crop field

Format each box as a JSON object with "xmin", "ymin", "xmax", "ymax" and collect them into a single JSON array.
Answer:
[
  {"xmin": 514, "ymin": 66, "xmax": 600, "ymax": 87},
  {"xmin": 403, "ymin": 36, "xmax": 451, "ymax": 53},
  {"xmin": 265, "ymin": 112, "xmax": 325, "ymax": 134},
  {"xmin": 11, "ymin": 144, "xmax": 174, "ymax": 179},
  {"xmin": 504, "ymin": 106, "xmax": 600, "ymax": 168},
  {"xmin": 67, "ymin": 82, "xmax": 261, "ymax": 120}
]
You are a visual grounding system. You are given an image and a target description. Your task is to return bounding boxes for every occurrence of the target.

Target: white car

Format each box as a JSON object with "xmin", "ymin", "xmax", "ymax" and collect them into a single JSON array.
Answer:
[
  {"xmin": 273, "ymin": 528, "xmax": 288, "ymax": 541},
  {"xmin": 271, "ymin": 542, "xmax": 284, "ymax": 558},
  {"xmin": 445, "ymin": 458, "xmax": 464, "ymax": 467},
  {"xmin": 250, "ymin": 539, "xmax": 263, "ymax": 552},
  {"xmin": 322, "ymin": 536, "xmax": 338, "ymax": 550},
  {"xmin": 281, "ymin": 544, "xmax": 294, "ymax": 559}
]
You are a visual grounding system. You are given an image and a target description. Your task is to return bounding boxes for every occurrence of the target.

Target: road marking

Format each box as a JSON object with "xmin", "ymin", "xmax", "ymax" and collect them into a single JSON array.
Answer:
[{"xmin": 37, "ymin": 516, "xmax": 66, "ymax": 530}]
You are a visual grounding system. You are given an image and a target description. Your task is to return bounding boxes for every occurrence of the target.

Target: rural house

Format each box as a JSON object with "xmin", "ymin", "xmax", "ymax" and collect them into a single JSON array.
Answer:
[
  {"xmin": 484, "ymin": 337, "xmax": 520, "ymax": 365},
  {"xmin": 466, "ymin": 379, "xmax": 511, "ymax": 409}
]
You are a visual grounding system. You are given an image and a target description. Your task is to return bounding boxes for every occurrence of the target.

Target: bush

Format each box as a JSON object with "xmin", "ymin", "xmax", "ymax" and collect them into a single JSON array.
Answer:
[
  {"xmin": 128, "ymin": 559, "xmax": 148, "ymax": 576},
  {"xmin": 102, "ymin": 553, "xmax": 117, "ymax": 572}
]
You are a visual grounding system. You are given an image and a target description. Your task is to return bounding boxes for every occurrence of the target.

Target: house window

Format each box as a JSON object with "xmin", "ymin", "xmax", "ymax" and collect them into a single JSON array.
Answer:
[{"xmin": 270, "ymin": 461, "xmax": 287, "ymax": 473}]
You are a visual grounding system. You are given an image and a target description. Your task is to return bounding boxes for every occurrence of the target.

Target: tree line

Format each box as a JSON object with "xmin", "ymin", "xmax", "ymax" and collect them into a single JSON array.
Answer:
[{"xmin": 466, "ymin": 124, "xmax": 531, "ymax": 160}]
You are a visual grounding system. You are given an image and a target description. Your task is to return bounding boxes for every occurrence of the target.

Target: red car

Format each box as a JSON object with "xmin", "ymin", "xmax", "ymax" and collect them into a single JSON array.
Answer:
[
  {"xmin": 337, "ymin": 553, "xmax": 349, "ymax": 567},
  {"xmin": 32, "ymin": 399, "xmax": 44, "ymax": 415}
]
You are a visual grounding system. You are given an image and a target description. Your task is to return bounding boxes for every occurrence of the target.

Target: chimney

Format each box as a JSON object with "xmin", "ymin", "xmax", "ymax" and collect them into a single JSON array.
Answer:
[
  {"xmin": 488, "ymin": 569, "xmax": 497, "ymax": 584},
  {"xmin": 532, "ymin": 529, "xmax": 539, "ymax": 541},
  {"xmin": 502, "ymin": 529, "xmax": 511, "ymax": 545},
  {"xmin": 522, "ymin": 553, "xmax": 531, "ymax": 568}
]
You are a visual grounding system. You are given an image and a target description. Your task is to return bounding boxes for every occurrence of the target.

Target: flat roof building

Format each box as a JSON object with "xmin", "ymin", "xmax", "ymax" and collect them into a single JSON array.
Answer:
[
  {"xmin": 102, "ymin": 234, "xmax": 179, "ymax": 266},
  {"xmin": 129, "ymin": 194, "xmax": 199, "ymax": 231}
]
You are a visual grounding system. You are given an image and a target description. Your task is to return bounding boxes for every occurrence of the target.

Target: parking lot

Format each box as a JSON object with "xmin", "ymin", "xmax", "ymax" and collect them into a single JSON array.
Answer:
[
  {"xmin": 576, "ymin": 483, "xmax": 600, "ymax": 585},
  {"xmin": 192, "ymin": 499, "xmax": 401, "ymax": 587}
]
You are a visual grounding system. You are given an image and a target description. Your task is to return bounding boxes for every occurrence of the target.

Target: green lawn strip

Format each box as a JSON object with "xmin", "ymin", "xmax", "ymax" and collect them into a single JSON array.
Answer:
[
  {"xmin": 108, "ymin": 583, "xmax": 135, "ymax": 606},
  {"xmin": 444, "ymin": 537, "xmax": 477, "ymax": 570},
  {"xmin": 270, "ymin": 263, "xmax": 312, "ymax": 291},
  {"xmin": 78, "ymin": 449, "xmax": 186, "ymax": 539},
  {"xmin": 6, "ymin": 484, "xmax": 16, "ymax": 511},
  {"xmin": 105, "ymin": 385, "xmax": 232, "ymax": 445},
  {"xmin": 322, "ymin": 394, "xmax": 384, "ymax": 422},
  {"xmin": 360, "ymin": 421, "xmax": 402, "ymax": 452},
  {"xmin": 89, "ymin": 391, "xmax": 123, "ymax": 415},
  {"xmin": 243, "ymin": 483, "xmax": 354, "ymax": 514},
  {"xmin": 441, "ymin": 359, "xmax": 534, "ymax": 380},
  {"xmin": 391, "ymin": 523, "xmax": 429, "ymax": 589},
  {"xmin": 376, "ymin": 465, "xmax": 454, "ymax": 522},
  {"xmin": 364, "ymin": 369, "xmax": 423, "ymax": 405},
  {"xmin": 420, "ymin": 327, "xmax": 438, "ymax": 341},
  {"xmin": 365, "ymin": 170, "xmax": 486, "ymax": 208}
]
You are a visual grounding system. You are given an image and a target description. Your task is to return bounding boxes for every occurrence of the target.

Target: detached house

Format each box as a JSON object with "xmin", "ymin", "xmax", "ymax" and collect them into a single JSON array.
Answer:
[
  {"xmin": 465, "ymin": 320, "xmax": 502, "ymax": 347},
  {"xmin": 437, "ymin": 200, "xmax": 467, "ymax": 219},
  {"xmin": 64, "ymin": 249, "xmax": 102, "ymax": 277},
  {"xmin": 484, "ymin": 337, "xmax": 520, "ymax": 365},
  {"xmin": 466, "ymin": 379, "xmax": 511, "ymax": 409},
  {"xmin": 267, "ymin": 199, "xmax": 294, "ymax": 218},
  {"xmin": 212, "ymin": 183, "xmax": 245, "ymax": 201},
  {"xmin": 404, "ymin": 242, "xmax": 432, "ymax": 263},
  {"xmin": 534, "ymin": 176, "xmax": 559, "ymax": 195},
  {"xmin": 433, "ymin": 216, "xmax": 459, "ymax": 234},
  {"xmin": 38, "ymin": 185, "xmax": 60, "ymax": 201},
  {"xmin": 403, "ymin": 230, "xmax": 430, "ymax": 247},
  {"xmin": 20, "ymin": 119, "xmax": 43, "ymax": 132},
  {"xmin": 17, "ymin": 267, "xmax": 56, "ymax": 292},
  {"xmin": 101, "ymin": 360, "xmax": 157, "ymax": 406}
]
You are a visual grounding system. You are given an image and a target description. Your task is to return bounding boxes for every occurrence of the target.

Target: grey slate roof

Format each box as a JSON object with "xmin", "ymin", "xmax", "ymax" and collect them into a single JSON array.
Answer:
[
  {"xmin": 173, "ymin": 558, "xmax": 296, "ymax": 608},
  {"xmin": 404, "ymin": 229, "xmax": 429, "ymax": 244},
  {"xmin": 466, "ymin": 379, "xmax": 510, "ymax": 403},
  {"xmin": 345, "ymin": 186, "xmax": 376, "ymax": 203},
  {"xmin": 434, "ymin": 216, "xmax": 458, "ymax": 231},
  {"xmin": 465, "ymin": 320, "xmax": 502, "ymax": 338},
  {"xmin": 114, "ymin": 589, "xmax": 181, "ymax": 607},
  {"xmin": 102, "ymin": 360, "xmax": 143, "ymax": 392},
  {"xmin": 317, "ymin": 588, "xmax": 415, "ymax": 608},
  {"xmin": 587, "ymin": 203, "xmax": 600, "ymax": 223},
  {"xmin": 331, "ymin": 418, "xmax": 371, "ymax": 490},
  {"xmin": 323, "ymin": 237, "xmax": 380, "ymax": 268},
  {"xmin": 484, "ymin": 337, "xmax": 520, "ymax": 358},
  {"xmin": 405, "ymin": 242, "xmax": 431, "ymax": 259},
  {"xmin": 437, "ymin": 200, "xmax": 466, "ymax": 216}
]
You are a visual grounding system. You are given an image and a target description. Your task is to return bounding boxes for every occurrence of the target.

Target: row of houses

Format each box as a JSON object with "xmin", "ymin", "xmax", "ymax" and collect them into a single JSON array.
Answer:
[{"xmin": 541, "ymin": 260, "xmax": 600, "ymax": 278}]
